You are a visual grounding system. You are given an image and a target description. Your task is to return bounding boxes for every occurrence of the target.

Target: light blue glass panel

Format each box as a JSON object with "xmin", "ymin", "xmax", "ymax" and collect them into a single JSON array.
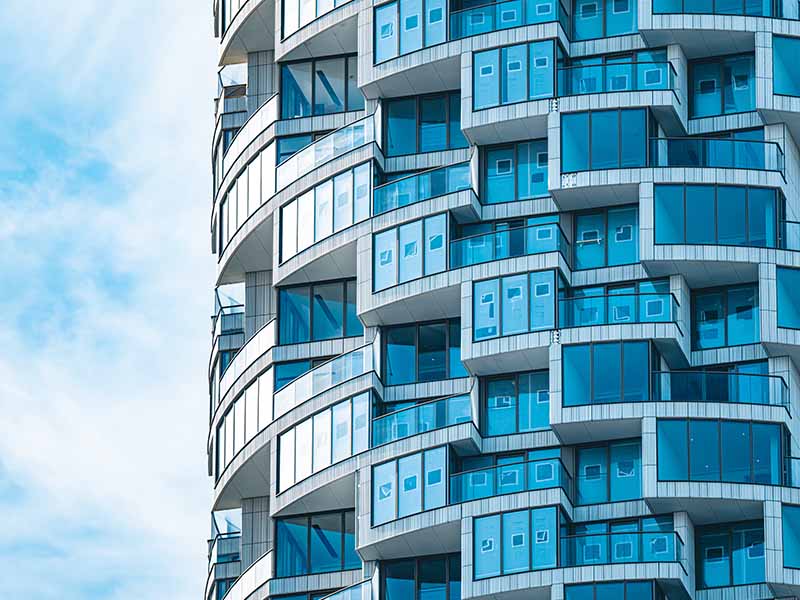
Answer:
[
  {"xmin": 398, "ymin": 453, "xmax": 422, "ymax": 518},
  {"xmin": 502, "ymin": 44, "xmax": 527, "ymax": 105},
  {"xmin": 573, "ymin": 0, "xmax": 603, "ymax": 40},
  {"xmin": 607, "ymin": 0, "xmax": 637, "ymax": 36},
  {"xmin": 425, "ymin": 0, "xmax": 446, "ymax": 45},
  {"xmin": 486, "ymin": 377, "xmax": 517, "ymax": 435},
  {"xmin": 502, "ymin": 274, "xmax": 529, "ymax": 335},
  {"xmin": 344, "ymin": 512, "xmax": 360, "ymax": 569},
  {"xmin": 721, "ymin": 420, "xmax": 750, "ymax": 483},
  {"xmin": 374, "ymin": 229, "xmax": 397, "ymax": 291},
  {"xmin": 654, "ymin": 185, "xmax": 685, "ymax": 243},
  {"xmin": 519, "ymin": 370, "xmax": 549, "ymax": 431},
  {"xmin": 386, "ymin": 98, "xmax": 416, "ymax": 156},
  {"xmin": 590, "ymin": 111, "xmax": 619, "ymax": 170},
  {"xmin": 310, "ymin": 513, "xmax": 342, "ymax": 573},
  {"xmin": 698, "ymin": 528, "xmax": 731, "ymax": 588},
  {"xmin": 314, "ymin": 58, "xmax": 345, "ymax": 115},
  {"xmin": 593, "ymin": 343, "xmax": 621, "ymax": 403},
  {"xmin": 727, "ymin": 285, "xmax": 758, "ymax": 346},
  {"xmin": 398, "ymin": 220, "xmax": 423, "ymax": 283},
  {"xmin": 385, "ymin": 325, "xmax": 415, "ymax": 385},
  {"xmin": 565, "ymin": 585, "xmax": 593, "ymax": 600},
  {"xmin": 775, "ymin": 36, "xmax": 800, "ymax": 96},
  {"xmin": 717, "ymin": 185, "xmax": 747, "ymax": 245},
  {"xmin": 280, "ymin": 287, "xmax": 310, "ymax": 344},
  {"xmin": 576, "ymin": 446, "xmax": 608, "ymax": 504},
  {"xmin": 778, "ymin": 267, "xmax": 800, "ymax": 328},
  {"xmin": 530, "ymin": 40, "xmax": 554, "ymax": 99},
  {"xmin": 724, "ymin": 55, "xmax": 755, "ymax": 114},
  {"xmin": 607, "ymin": 206, "xmax": 638, "ymax": 266},
  {"xmin": 657, "ymin": 419, "xmax": 688, "ymax": 480},
  {"xmin": 732, "ymin": 522, "xmax": 764, "ymax": 584},
  {"xmin": 574, "ymin": 212, "xmax": 605, "ymax": 269},
  {"xmin": 375, "ymin": 4, "xmax": 399, "ymax": 63},
  {"xmin": 747, "ymin": 187, "xmax": 775, "ymax": 247},
  {"xmin": 333, "ymin": 170, "xmax": 353, "ymax": 233},
  {"xmin": 502, "ymin": 510, "xmax": 530, "ymax": 573},
  {"xmin": 517, "ymin": 140, "xmax": 548, "ymax": 199},
  {"xmin": 531, "ymin": 506, "xmax": 557, "ymax": 568},
  {"xmin": 610, "ymin": 440, "xmax": 640, "ymax": 501},
  {"xmin": 563, "ymin": 344, "xmax": 591, "ymax": 406},
  {"xmin": 561, "ymin": 112, "xmax": 589, "ymax": 172},
  {"xmin": 691, "ymin": 61, "xmax": 721, "ymax": 118},
  {"xmin": 474, "ymin": 50, "xmax": 500, "ymax": 109},
  {"xmin": 424, "ymin": 214, "xmax": 447, "ymax": 276},
  {"xmin": 474, "ymin": 515, "xmax": 502, "ymax": 578},
  {"xmin": 685, "ymin": 185, "xmax": 715, "ymax": 244},
  {"xmin": 474, "ymin": 279, "xmax": 500, "ymax": 340},
  {"xmin": 449, "ymin": 94, "xmax": 468, "ymax": 148},
  {"xmin": 373, "ymin": 461, "xmax": 397, "ymax": 525},
  {"xmin": 276, "ymin": 516, "xmax": 309, "ymax": 576},
  {"xmin": 530, "ymin": 270, "xmax": 555, "ymax": 330},
  {"xmin": 352, "ymin": 392, "xmax": 369, "ymax": 453},
  {"xmin": 622, "ymin": 341, "xmax": 649, "ymax": 401},
  {"xmin": 423, "ymin": 446, "xmax": 447, "ymax": 510},
  {"xmin": 485, "ymin": 146, "xmax": 515, "ymax": 204},
  {"xmin": 399, "ymin": 0, "xmax": 423, "ymax": 54},
  {"xmin": 783, "ymin": 505, "xmax": 800, "ymax": 568},
  {"xmin": 690, "ymin": 420, "xmax": 720, "ymax": 481},
  {"xmin": 620, "ymin": 108, "xmax": 646, "ymax": 167},
  {"xmin": 282, "ymin": 63, "xmax": 313, "ymax": 118},
  {"xmin": 312, "ymin": 282, "xmax": 344, "ymax": 340},
  {"xmin": 752, "ymin": 423, "xmax": 782, "ymax": 484}
]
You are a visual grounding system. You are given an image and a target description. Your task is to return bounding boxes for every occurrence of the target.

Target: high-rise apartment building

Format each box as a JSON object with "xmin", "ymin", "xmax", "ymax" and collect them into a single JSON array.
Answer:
[{"xmin": 206, "ymin": 2, "xmax": 800, "ymax": 599}]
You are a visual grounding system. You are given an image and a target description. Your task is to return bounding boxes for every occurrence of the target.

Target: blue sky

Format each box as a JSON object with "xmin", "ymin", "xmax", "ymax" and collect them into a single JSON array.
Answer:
[{"xmin": 0, "ymin": 2, "xmax": 217, "ymax": 598}]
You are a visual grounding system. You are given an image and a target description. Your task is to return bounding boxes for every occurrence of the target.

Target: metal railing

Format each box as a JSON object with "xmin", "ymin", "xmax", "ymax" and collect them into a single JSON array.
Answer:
[
  {"xmin": 208, "ymin": 532, "xmax": 242, "ymax": 572},
  {"xmin": 652, "ymin": 0, "xmax": 795, "ymax": 18},
  {"xmin": 558, "ymin": 292, "xmax": 678, "ymax": 328},
  {"xmin": 211, "ymin": 304, "xmax": 245, "ymax": 340},
  {"xmin": 652, "ymin": 370, "xmax": 789, "ymax": 408},
  {"xmin": 276, "ymin": 114, "xmax": 375, "ymax": 192},
  {"xmin": 273, "ymin": 342, "xmax": 375, "ymax": 419},
  {"xmin": 450, "ymin": 222, "xmax": 570, "ymax": 269},
  {"xmin": 450, "ymin": 457, "xmax": 573, "ymax": 503},
  {"xmin": 450, "ymin": 0, "xmax": 569, "ymax": 40},
  {"xmin": 649, "ymin": 136, "xmax": 785, "ymax": 175},
  {"xmin": 372, "ymin": 393, "xmax": 472, "ymax": 446},
  {"xmin": 557, "ymin": 62, "xmax": 676, "ymax": 96},
  {"xmin": 373, "ymin": 162, "xmax": 472, "ymax": 215},
  {"xmin": 560, "ymin": 530, "xmax": 684, "ymax": 568}
]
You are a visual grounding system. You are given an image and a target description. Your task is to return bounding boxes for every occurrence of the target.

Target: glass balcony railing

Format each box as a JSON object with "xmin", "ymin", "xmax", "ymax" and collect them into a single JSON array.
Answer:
[
  {"xmin": 560, "ymin": 530, "xmax": 684, "ymax": 568},
  {"xmin": 371, "ymin": 393, "xmax": 472, "ymax": 447},
  {"xmin": 450, "ymin": 457, "xmax": 573, "ymax": 503},
  {"xmin": 223, "ymin": 93, "xmax": 279, "ymax": 166},
  {"xmin": 208, "ymin": 532, "xmax": 242, "ymax": 572},
  {"xmin": 373, "ymin": 162, "xmax": 472, "ymax": 215},
  {"xmin": 450, "ymin": 0, "xmax": 568, "ymax": 40},
  {"xmin": 649, "ymin": 137, "xmax": 785, "ymax": 175},
  {"xmin": 273, "ymin": 342, "xmax": 375, "ymax": 419},
  {"xmin": 450, "ymin": 222, "xmax": 570, "ymax": 269},
  {"xmin": 319, "ymin": 580, "xmax": 371, "ymax": 600},
  {"xmin": 558, "ymin": 62, "xmax": 676, "ymax": 97},
  {"xmin": 558, "ymin": 293, "xmax": 678, "ymax": 329},
  {"xmin": 652, "ymin": 370, "xmax": 789, "ymax": 408},
  {"xmin": 276, "ymin": 114, "xmax": 375, "ymax": 191},
  {"xmin": 219, "ymin": 319, "xmax": 277, "ymax": 397},
  {"xmin": 652, "ymin": 0, "xmax": 795, "ymax": 18},
  {"xmin": 781, "ymin": 220, "xmax": 800, "ymax": 251}
]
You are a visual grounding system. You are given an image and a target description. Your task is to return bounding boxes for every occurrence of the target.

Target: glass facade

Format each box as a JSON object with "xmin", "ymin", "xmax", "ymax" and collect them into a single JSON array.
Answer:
[
  {"xmin": 691, "ymin": 284, "xmax": 759, "ymax": 350},
  {"xmin": 276, "ymin": 510, "xmax": 361, "ymax": 576},
  {"xmin": 571, "ymin": 0, "xmax": 638, "ymax": 40},
  {"xmin": 695, "ymin": 521, "xmax": 764, "ymax": 588},
  {"xmin": 374, "ymin": 0, "xmax": 446, "ymax": 62},
  {"xmin": 482, "ymin": 371, "xmax": 549, "ymax": 434},
  {"xmin": 575, "ymin": 439, "xmax": 641, "ymax": 505},
  {"xmin": 561, "ymin": 108, "xmax": 648, "ymax": 172},
  {"xmin": 381, "ymin": 555, "xmax": 460, "ymax": 600},
  {"xmin": 283, "ymin": 0, "xmax": 353, "ymax": 37},
  {"xmin": 278, "ymin": 280, "xmax": 363, "ymax": 344},
  {"xmin": 657, "ymin": 419, "xmax": 784, "ymax": 484},
  {"xmin": 566, "ymin": 582, "xmax": 667, "ymax": 600},
  {"xmin": 374, "ymin": 214, "xmax": 448, "ymax": 291},
  {"xmin": 689, "ymin": 54, "xmax": 755, "ymax": 118},
  {"xmin": 382, "ymin": 319, "xmax": 467, "ymax": 385},
  {"xmin": 383, "ymin": 93, "xmax": 468, "ymax": 156},
  {"xmin": 473, "ymin": 40, "xmax": 555, "ymax": 109},
  {"xmin": 783, "ymin": 504, "xmax": 800, "ymax": 568},
  {"xmin": 572, "ymin": 206, "xmax": 639, "ymax": 269},
  {"xmin": 281, "ymin": 56, "xmax": 364, "ymax": 118},
  {"xmin": 558, "ymin": 49, "xmax": 671, "ymax": 96},
  {"xmin": 774, "ymin": 36, "xmax": 800, "ymax": 96},
  {"xmin": 654, "ymin": 184, "xmax": 779, "ymax": 248},
  {"xmin": 482, "ymin": 140, "xmax": 548, "ymax": 203},
  {"xmin": 372, "ymin": 446, "xmax": 448, "ymax": 525},
  {"xmin": 560, "ymin": 279, "xmax": 673, "ymax": 328},
  {"xmin": 777, "ymin": 267, "xmax": 800, "ymax": 328}
]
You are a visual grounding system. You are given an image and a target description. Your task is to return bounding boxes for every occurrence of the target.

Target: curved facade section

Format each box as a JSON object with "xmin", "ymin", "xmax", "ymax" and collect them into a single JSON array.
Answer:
[{"xmin": 205, "ymin": 6, "xmax": 800, "ymax": 600}]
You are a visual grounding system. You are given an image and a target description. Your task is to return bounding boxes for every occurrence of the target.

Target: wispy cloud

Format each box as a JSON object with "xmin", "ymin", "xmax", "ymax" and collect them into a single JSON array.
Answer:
[{"xmin": 0, "ymin": 2, "xmax": 218, "ymax": 598}]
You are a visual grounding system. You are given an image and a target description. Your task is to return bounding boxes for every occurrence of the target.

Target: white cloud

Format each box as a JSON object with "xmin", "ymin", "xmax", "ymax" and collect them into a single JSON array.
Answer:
[{"xmin": 0, "ymin": 1, "xmax": 219, "ymax": 598}]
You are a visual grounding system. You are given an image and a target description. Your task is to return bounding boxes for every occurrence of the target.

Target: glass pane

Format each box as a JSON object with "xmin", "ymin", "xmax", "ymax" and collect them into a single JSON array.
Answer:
[
  {"xmin": 419, "ymin": 558, "xmax": 447, "ymax": 600},
  {"xmin": 280, "ymin": 287, "xmax": 310, "ymax": 344},
  {"xmin": 501, "ymin": 44, "xmax": 528, "ymax": 105},
  {"xmin": 727, "ymin": 285, "xmax": 758, "ymax": 346},
  {"xmin": 424, "ymin": 214, "xmax": 447, "ymax": 276},
  {"xmin": 657, "ymin": 419, "xmax": 688, "ymax": 480},
  {"xmin": 399, "ymin": 220, "xmax": 423, "ymax": 283},
  {"xmin": 400, "ymin": 0, "xmax": 423, "ymax": 54},
  {"xmin": 312, "ymin": 283, "xmax": 344, "ymax": 340},
  {"xmin": 561, "ymin": 112, "xmax": 589, "ymax": 172},
  {"xmin": 474, "ymin": 49, "xmax": 500, "ymax": 109},
  {"xmin": 654, "ymin": 184, "xmax": 685, "ymax": 243},
  {"xmin": 474, "ymin": 515, "xmax": 501, "ymax": 578},
  {"xmin": 374, "ymin": 229, "xmax": 398, "ymax": 291},
  {"xmin": 593, "ymin": 343, "xmax": 621, "ymax": 404},
  {"xmin": 752, "ymin": 423, "xmax": 781, "ymax": 484},
  {"xmin": 385, "ymin": 325, "xmax": 416, "ymax": 384},
  {"xmin": 420, "ymin": 96, "xmax": 447, "ymax": 152},
  {"xmin": 418, "ymin": 323, "xmax": 447, "ymax": 382},
  {"xmin": 375, "ymin": 3, "xmax": 399, "ymax": 63},
  {"xmin": 685, "ymin": 185, "xmax": 715, "ymax": 244},
  {"xmin": 373, "ymin": 461, "xmax": 397, "ymax": 525},
  {"xmin": 276, "ymin": 516, "xmax": 308, "ymax": 576},
  {"xmin": 502, "ymin": 510, "xmax": 530, "ymax": 573},
  {"xmin": 577, "ymin": 446, "xmax": 608, "ymax": 504},
  {"xmin": 474, "ymin": 279, "xmax": 500, "ymax": 340},
  {"xmin": 282, "ymin": 62, "xmax": 313, "ymax": 118},
  {"xmin": 610, "ymin": 440, "xmax": 640, "ymax": 501},
  {"xmin": 721, "ymin": 420, "xmax": 750, "ymax": 482},
  {"xmin": 502, "ymin": 274, "xmax": 529, "ymax": 335},
  {"xmin": 310, "ymin": 513, "xmax": 342, "ymax": 572},
  {"xmin": 331, "ymin": 400, "xmax": 352, "ymax": 463},
  {"xmin": 386, "ymin": 98, "xmax": 417, "ymax": 156},
  {"xmin": 333, "ymin": 169, "xmax": 354, "ymax": 233},
  {"xmin": 424, "ymin": 446, "xmax": 447, "ymax": 510},
  {"xmin": 314, "ymin": 58, "xmax": 346, "ymax": 114},
  {"xmin": 607, "ymin": 207, "xmax": 638, "ymax": 266},
  {"xmin": 486, "ymin": 377, "xmax": 516, "ymax": 435},
  {"xmin": 313, "ymin": 409, "xmax": 332, "ymax": 472},
  {"xmin": 690, "ymin": 419, "xmax": 720, "ymax": 481},
  {"xmin": 519, "ymin": 370, "xmax": 549, "ymax": 431},
  {"xmin": 563, "ymin": 344, "xmax": 591, "ymax": 406}
]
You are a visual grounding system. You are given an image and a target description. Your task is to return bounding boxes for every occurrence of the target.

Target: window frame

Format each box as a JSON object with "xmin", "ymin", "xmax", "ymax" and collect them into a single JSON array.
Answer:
[
  {"xmin": 279, "ymin": 54, "xmax": 361, "ymax": 119},
  {"xmin": 277, "ymin": 278, "xmax": 362, "ymax": 345},
  {"xmin": 383, "ymin": 91, "xmax": 466, "ymax": 157},
  {"xmin": 690, "ymin": 283, "xmax": 760, "ymax": 350},
  {"xmin": 570, "ymin": 0, "xmax": 639, "ymax": 41},
  {"xmin": 379, "ymin": 553, "xmax": 461, "ymax": 600},
  {"xmin": 480, "ymin": 370, "xmax": 550, "ymax": 436},
  {"xmin": 571, "ymin": 204, "xmax": 640, "ymax": 270},
  {"xmin": 274, "ymin": 509, "xmax": 360, "ymax": 577},
  {"xmin": 573, "ymin": 438, "xmax": 642, "ymax": 505},
  {"xmin": 372, "ymin": 0, "xmax": 448, "ymax": 64},
  {"xmin": 564, "ymin": 581, "xmax": 662, "ymax": 600},
  {"xmin": 695, "ymin": 519, "xmax": 766, "ymax": 589},
  {"xmin": 688, "ymin": 52, "xmax": 756, "ymax": 119},
  {"xmin": 382, "ymin": 318, "xmax": 465, "ymax": 384},
  {"xmin": 480, "ymin": 139, "xmax": 549, "ymax": 203}
]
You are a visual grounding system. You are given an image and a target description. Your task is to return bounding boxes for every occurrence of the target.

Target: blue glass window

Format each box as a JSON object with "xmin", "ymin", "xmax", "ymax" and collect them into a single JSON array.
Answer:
[
  {"xmin": 384, "ymin": 92, "xmax": 467, "ymax": 156},
  {"xmin": 561, "ymin": 109, "xmax": 647, "ymax": 172},
  {"xmin": 383, "ymin": 319, "xmax": 465, "ymax": 385},
  {"xmin": 778, "ymin": 267, "xmax": 800, "ymax": 328},
  {"xmin": 562, "ymin": 341, "xmax": 653, "ymax": 406},
  {"xmin": 373, "ymin": 214, "xmax": 448, "ymax": 290},
  {"xmin": 690, "ymin": 54, "xmax": 755, "ymax": 118},
  {"xmin": 276, "ymin": 510, "xmax": 360, "ymax": 576},
  {"xmin": 783, "ymin": 504, "xmax": 800, "ymax": 568},
  {"xmin": 281, "ymin": 56, "xmax": 362, "ymax": 119},
  {"xmin": 566, "ymin": 582, "xmax": 657, "ymax": 600},
  {"xmin": 374, "ymin": 0, "xmax": 447, "ymax": 62},
  {"xmin": 696, "ymin": 521, "xmax": 764, "ymax": 588},
  {"xmin": 774, "ymin": 36, "xmax": 800, "ymax": 96},
  {"xmin": 473, "ymin": 40, "xmax": 555, "ymax": 109},
  {"xmin": 372, "ymin": 447, "xmax": 447, "ymax": 525},
  {"xmin": 692, "ymin": 284, "xmax": 759, "ymax": 350},
  {"xmin": 572, "ymin": 0, "xmax": 637, "ymax": 40},
  {"xmin": 473, "ymin": 270, "xmax": 556, "ymax": 340},
  {"xmin": 484, "ymin": 370, "xmax": 549, "ymax": 435},
  {"xmin": 279, "ymin": 280, "xmax": 362, "ymax": 344},
  {"xmin": 575, "ymin": 440, "xmax": 641, "ymax": 505},
  {"xmin": 277, "ymin": 134, "xmax": 314, "ymax": 165},
  {"xmin": 483, "ymin": 140, "xmax": 548, "ymax": 203}
]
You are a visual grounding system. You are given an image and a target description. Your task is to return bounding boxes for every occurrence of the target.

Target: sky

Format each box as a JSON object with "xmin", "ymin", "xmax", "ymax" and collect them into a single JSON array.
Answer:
[{"xmin": 0, "ymin": 2, "xmax": 218, "ymax": 598}]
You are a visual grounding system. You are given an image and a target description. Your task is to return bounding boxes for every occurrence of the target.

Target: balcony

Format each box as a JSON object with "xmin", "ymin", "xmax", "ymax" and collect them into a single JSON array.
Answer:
[
  {"xmin": 273, "ymin": 342, "xmax": 376, "ymax": 419},
  {"xmin": 649, "ymin": 137, "xmax": 785, "ymax": 176},
  {"xmin": 450, "ymin": 223, "xmax": 570, "ymax": 269},
  {"xmin": 371, "ymin": 393, "xmax": 472, "ymax": 446},
  {"xmin": 373, "ymin": 162, "xmax": 472, "ymax": 216},
  {"xmin": 652, "ymin": 370, "xmax": 789, "ymax": 409},
  {"xmin": 449, "ymin": 0, "xmax": 568, "ymax": 41},
  {"xmin": 557, "ymin": 62, "xmax": 676, "ymax": 97},
  {"xmin": 560, "ymin": 530, "xmax": 685, "ymax": 569},
  {"xmin": 208, "ymin": 532, "xmax": 241, "ymax": 571},
  {"xmin": 276, "ymin": 114, "xmax": 375, "ymax": 192},
  {"xmin": 558, "ymin": 293, "xmax": 679, "ymax": 329},
  {"xmin": 450, "ymin": 457, "xmax": 573, "ymax": 503},
  {"xmin": 652, "ymin": 0, "xmax": 796, "ymax": 18},
  {"xmin": 217, "ymin": 319, "xmax": 276, "ymax": 405}
]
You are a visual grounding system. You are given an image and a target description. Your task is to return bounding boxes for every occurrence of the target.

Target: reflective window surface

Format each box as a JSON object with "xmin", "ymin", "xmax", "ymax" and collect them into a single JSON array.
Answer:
[
  {"xmin": 483, "ymin": 140, "xmax": 548, "ymax": 203},
  {"xmin": 778, "ymin": 267, "xmax": 800, "ymax": 328},
  {"xmin": 383, "ymin": 319, "xmax": 466, "ymax": 385},
  {"xmin": 558, "ymin": 49, "xmax": 671, "ymax": 96},
  {"xmin": 691, "ymin": 284, "xmax": 759, "ymax": 350},
  {"xmin": 573, "ymin": 206, "xmax": 639, "ymax": 269},
  {"xmin": 283, "ymin": 0, "xmax": 354, "ymax": 38},
  {"xmin": 384, "ymin": 92, "xmax": 468, "ymax": 156},
  {"xmin": 561, "ymin": 108, "xmax": 648, "ymax": 172},
  {"xmin": 572, "ymin": 0, "xmax": 637, "ymax": 40},
  {"xmin": 275, "ymin": 510, "xmax": 361, "ymax": 576},
  {"xmin": 374, "ymin": 0, "xmax": 446, "ymax": 62},
  {"xmin": 783, "ymin": 504, "xmax": 800, "ymax": 568},
  {"xmin": 575, "ymin": 439, "xmax": 641, "ymax": 505},
  {"xmin": 566, "ymin": 581, "xmax": 667, "ymax": 600},
  {"xmin": 482, "ymin": 371, "xmax": 549, "ymax": 435},
  {"xmin": 382, "ymin": 555, "xmax": 460, "ymax": 600},
  {"xmin": 374, "ymin": 214, "xmax": 448, "ymax": 291},
  {"xmin": 279, "ymin": 280, "xmax": 363, "ymax": 344},
  {"xmin": 473, "ymin": 40, "xmax": 555, "ymax": 109},
  {"xmin": 696, "ymin": 521, "xmax": 764, "ymax": 588},
  {"xmin": 775, "ymin": 36, "xmax": 800, "ymax": 96},
  {"xmin": 281, "ymin": 56, "xmax": 364, "ymax": 118},
  {"xmin": 689, "ymin": 54, "xmax": 755, "ymax": 118}
]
